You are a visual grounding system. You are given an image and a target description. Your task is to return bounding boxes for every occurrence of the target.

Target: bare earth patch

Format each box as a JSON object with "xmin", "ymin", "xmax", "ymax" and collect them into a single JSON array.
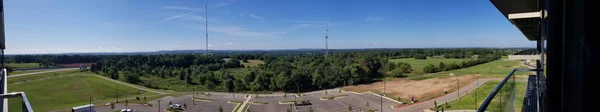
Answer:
[{"xmin": 343, "ymin": 75, "xmax": 477, "ymax": 101}]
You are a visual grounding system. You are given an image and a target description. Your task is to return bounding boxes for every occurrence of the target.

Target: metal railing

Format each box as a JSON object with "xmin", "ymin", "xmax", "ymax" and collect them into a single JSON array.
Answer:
[
  {"xmin": 0, "ymin": 69, "xmax": 34, "ymax": 112},
  {"xmin": 478, "ymin": 68, "xmax": 535, "ymax": 112}
]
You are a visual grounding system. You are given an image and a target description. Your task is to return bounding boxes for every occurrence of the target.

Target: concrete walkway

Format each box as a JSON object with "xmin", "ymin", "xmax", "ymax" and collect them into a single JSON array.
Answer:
[{"xmin": 237, "ymin": 96, "xmax": 252, "ymax": 112}]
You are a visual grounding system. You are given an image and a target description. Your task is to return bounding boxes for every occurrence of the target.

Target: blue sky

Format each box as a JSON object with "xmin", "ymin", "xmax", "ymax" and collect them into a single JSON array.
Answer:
[{"xmin": 4, "ymin": 0, "xmax": 534, "ymax": 54}]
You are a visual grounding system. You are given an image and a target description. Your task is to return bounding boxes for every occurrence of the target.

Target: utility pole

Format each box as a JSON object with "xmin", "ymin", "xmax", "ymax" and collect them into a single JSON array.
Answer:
[
  {"xmin": 116, "ymin": 82, "xmax": 118, "ymax": 103},
  {"xmin": 475, "ymin": 74, "xmax": 478, "ymax": 109},
  {"xmin": 205, "ymin": 2, "xmax": 209, "ymax": 55},
  {"xmin": 89, "ymin": 97, "xmax": 92, "ymax": 112},
  {"xmin": 324, "ymin": 24, "xmax": 328, "ymax": 58},
  {"xmin": 158, "ymin": 100, "xmax": 161, "ymax": 112},
  {"xmin": 457, "ymin": 79, "xmax": 460, "ymax": 100}
]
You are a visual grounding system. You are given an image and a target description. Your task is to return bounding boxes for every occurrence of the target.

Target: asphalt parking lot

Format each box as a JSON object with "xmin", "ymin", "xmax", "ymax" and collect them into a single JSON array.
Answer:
[{"xmin": 96, "ymin": 91, "xmax": 399, "ymax": 112}]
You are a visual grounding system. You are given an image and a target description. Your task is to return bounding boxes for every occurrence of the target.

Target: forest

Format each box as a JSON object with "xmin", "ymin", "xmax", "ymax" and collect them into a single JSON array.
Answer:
[{"xmin": 8, "ymin": 48, "xmax": 515, "ymax": 92}]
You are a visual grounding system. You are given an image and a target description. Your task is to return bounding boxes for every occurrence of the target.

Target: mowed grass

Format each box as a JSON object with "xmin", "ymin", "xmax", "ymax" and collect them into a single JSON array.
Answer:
[
  {"xmin": 7, "ymin": 70, "xmax": 81, "ymax": 84},
  {"xmin": 410, "ymin": 60, "xmax": 529, "ymax": 80},
  {"xmin": 7, "ymin": 63, "xmax": 41, "ymax": 69},
  {"xmin": 445, "ymin": 81, "xmax": 527, "ymax": 111},
  {"xmin": 8, "ymin": 72, "xmax": 154, "ymax": 111},
  {"xmin": 389, "ymin": 58, "xmax": 472, "ymax": 74},
  {"xmin": 240, "ymin": 60, "xmax": 265, "ymax": 67}
]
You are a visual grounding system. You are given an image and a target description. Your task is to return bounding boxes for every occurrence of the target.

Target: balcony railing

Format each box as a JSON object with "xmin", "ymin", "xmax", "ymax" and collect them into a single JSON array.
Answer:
[
  {"xmin": 478, "ymin": 68, "xmax": 536, "ymax": 112},
  {"xmin": 0, "ymin": 69, "xmax": 34, "ymax": 112}
]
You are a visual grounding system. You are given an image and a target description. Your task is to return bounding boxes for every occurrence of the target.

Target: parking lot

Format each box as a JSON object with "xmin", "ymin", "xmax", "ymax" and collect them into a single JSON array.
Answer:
[{"xmin": 95, "ymin": 91, "xmax": 400, "ymax": 112}]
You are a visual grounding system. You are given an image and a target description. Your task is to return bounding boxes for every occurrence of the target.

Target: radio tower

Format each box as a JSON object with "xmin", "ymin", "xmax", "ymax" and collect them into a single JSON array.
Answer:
[
  {"xmin": 325, "ymin": 24, "xmax": 328, "ymax": 58},
  {"xmin": 205, "ymin": 2, "xmax": 209, "ymax": 55}
]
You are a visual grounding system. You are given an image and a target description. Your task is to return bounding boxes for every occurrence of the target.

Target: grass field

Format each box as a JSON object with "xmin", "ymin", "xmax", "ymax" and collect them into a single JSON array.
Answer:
[
  {"xmin": 445, "ymin": 81, "xmax": 527, "ymax": 111},
  {"xmin": 8, "ymin": 72, "xmax": 154, "ymax": 111},
  {"xmin": 389, "ymin": 58, "xmax": 472, "ymax": 74},
  {"xmin": 7, "ymin": 70, "xmax": 81, "ymax": 84},
  {"xmin": 409, "ymin": 60, "xmax": 529, "ymax": 80},
  {"xmin": 7, "ymin": 63, "xmax": 41, "ymax": 69},
  {"xmin": 240, "ymin": 60, "xmax": 265, "ymax": 67}
]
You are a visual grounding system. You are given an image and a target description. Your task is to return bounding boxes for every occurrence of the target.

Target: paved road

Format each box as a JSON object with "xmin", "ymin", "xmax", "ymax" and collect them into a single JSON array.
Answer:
[
  {"xmin": 7, "ymin": 68, "xmax": 79, "ymax": 78},
  {"xmin": 237, "ymin": 96, "xmax": 251, "ymax": 112},
  {"xmin": 393, "ymin": 79, "xmax": 494, "ymax": 112}
]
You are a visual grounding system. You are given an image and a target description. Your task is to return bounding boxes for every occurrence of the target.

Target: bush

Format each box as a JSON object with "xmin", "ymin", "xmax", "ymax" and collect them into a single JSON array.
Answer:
[
  {"xmin": 423, "ymin": 64, "xmax": 438, "ymax": 73},
  {"xmin": 390, "ymin": 68, "xmax": 407, "ymax": 78}
]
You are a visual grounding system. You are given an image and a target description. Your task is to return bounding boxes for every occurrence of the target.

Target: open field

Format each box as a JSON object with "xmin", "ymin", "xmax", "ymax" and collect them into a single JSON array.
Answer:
[
  {"xmin": 8, "ymin": 72, "xmax": 154, "ymax": 111},
  {"xmin": 389, "ymin": 58, "xmax": 472, "ymax": 74},
  {"xmin": 7, "ymin": 63, "xmax": 40, "ymax": 69},
  {"xmin": 240, "ymin": 60, "xmax": 265, "ymax": 67},
  {"xmin": 7, "ymin": 69, "xmax": 81, "ymax": 84},
  {"xmin": 344, "ymin": 75, "xmax": 477, "ymax": 102},
  {"xmin": 409, "ymin": 60, "xmax": 529, "ymax": 80},
  {"xmin": 446, "ymin": 80, "xmax": 527, "ymax": 111}
]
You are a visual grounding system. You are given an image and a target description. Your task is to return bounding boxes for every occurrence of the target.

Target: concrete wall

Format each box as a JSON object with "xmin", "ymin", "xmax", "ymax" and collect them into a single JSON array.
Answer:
[{"xmin": 508, "ymin": 55, "xmax": 541, "ymax": 60}]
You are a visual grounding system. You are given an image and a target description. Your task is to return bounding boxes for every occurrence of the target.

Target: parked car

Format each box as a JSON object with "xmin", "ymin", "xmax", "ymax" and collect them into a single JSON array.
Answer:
[
  {"xmin": 120, "ymin": 109, "xmax": 133, "ymax": 112},
  {"xmin": 170, "ymin": 104, "xmax": 182, "ymax": 110}
]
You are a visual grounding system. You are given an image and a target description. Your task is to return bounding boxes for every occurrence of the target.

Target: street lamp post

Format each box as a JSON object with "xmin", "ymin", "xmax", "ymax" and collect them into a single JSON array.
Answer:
[
  {"xmin": 158, "ymin": 100, "xmax": 161, "ymax": 112},
  {"xmin": 457, "ymin": 79, "xmax": 460, "ymax": 100}
]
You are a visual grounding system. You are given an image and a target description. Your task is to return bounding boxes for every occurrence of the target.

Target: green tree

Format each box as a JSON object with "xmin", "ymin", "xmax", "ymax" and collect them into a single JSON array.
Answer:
[
  {"xmin": 423, "ymin": 64, "xmax": 438, "ymax": 73},
  {"xmin": 390, "ymin": 68, "xmax": 406, "ymax": 78},
  {"xmin": 205, "ymin": 80, "xmax": 215, "ymax": 91},
  {"xmin": 439, "ymin": 62, "xmax": 446, "ymax": 71}
]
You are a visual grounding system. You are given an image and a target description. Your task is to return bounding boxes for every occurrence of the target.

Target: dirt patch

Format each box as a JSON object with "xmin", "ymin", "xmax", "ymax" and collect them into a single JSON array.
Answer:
[
  {"xmin": 496, "ymin": 65, "xmax": 520, "ymax": 69},
  {"xmin": 343, "ymin": 75, "xmax": 477, "ymax": 101}
]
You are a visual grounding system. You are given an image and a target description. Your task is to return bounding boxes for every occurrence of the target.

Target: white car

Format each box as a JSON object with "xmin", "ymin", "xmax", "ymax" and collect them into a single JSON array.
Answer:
[
  {"xmin": 170, "ymin": 104, "xmax": 182, "ymax": 110},
  {"xmin": 120, "ymin": 109, "xmax": 133, "ymax": 112}
]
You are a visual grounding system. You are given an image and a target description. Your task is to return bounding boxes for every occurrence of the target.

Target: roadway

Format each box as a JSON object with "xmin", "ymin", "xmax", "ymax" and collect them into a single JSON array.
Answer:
[{"xmin": 6, "ymin": 68, "xmax": 79, "ymax": 78}]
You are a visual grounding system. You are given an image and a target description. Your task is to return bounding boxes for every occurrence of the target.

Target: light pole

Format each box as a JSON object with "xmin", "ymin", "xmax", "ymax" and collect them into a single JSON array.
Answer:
[
  {"xmin": 116, "ymin": 82, "xmax": 118, "ymax": 103},
  {"xmin": 158, "ymin": 100, "xmax": 161, "ymax": 112},
  {"xmin": 457, "ymin": 79, "xmax": 459, "ymax": 100}
]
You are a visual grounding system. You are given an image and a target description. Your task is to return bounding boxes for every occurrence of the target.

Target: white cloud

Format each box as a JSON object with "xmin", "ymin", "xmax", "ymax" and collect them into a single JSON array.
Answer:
[
  {"xmin": 285, "ymin": 23, "xmax": 320, "ymax": 30},
  {"xmin": 210, "ymin": 26, "xmax": 283, "ymax": 38},
  {"xmin": 161, "ymin": 11, "xmax": 201, "ymax": 22},
  {"xmin": 260, "ymin": 20, "xmax": 329, "ymax": 24},
  {"xmin": 161, "ymin": 1, "xmax": 239, "ymax": 22},
  {"xmin": 371, "ymin": 42, "xmax": 378, "ymax": 45},
  {"xmin": 247, "ymin": 14, "xmax": 266, "ymax": 20},
  {"xmin": 365, "ymin": 16, "xmax": 384, "ymax": 22},
  {"xmin": 225, "ymin": 42, "xmax": 234, "ymax": 46},
  {"xmin": 162, "ymin": 6, "xmax": 201, "ymax": 11}
]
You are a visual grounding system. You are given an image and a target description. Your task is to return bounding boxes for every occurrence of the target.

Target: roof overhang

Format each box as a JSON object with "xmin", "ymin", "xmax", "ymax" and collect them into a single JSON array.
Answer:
[{"xmin": 490, "ymin": 0, "xmax": 541, "ymax": 41}]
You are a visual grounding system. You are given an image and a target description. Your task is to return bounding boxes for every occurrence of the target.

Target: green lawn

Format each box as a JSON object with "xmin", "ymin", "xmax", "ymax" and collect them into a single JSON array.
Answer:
[
  {"xmin": 7, "ymin": 63, "xmax": 41, "ymax": 69},
  {"xmin": 445, "ymin": 81, "xmax": 527, "ymax": 112},
  {"xmin": 389, "ymin": 58, "xmax": 472, "ymax": 74},
  {"xmin": 409, "ymin": 60, "xmax": 529, "ymax": 80},
  {"xmin": 240, "ymin": 60, "xmax": 265, "ymax": 67},
  {"xmin": 7, "ymin": 70, "xmax": 81, "ymax": 84},
  {"xmin": 8, "ymin": 72, "xmax": 154, "ymax": 111}
]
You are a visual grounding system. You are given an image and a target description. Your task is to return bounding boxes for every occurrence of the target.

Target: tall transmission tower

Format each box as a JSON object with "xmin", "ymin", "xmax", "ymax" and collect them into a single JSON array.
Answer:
[
  {"xmin": 325, "ymin": 24, "xmax": 328, "ymax": 58},
  {"xmin": 205, "ymin": 2, "xmax": 209, "ymax": 55}
]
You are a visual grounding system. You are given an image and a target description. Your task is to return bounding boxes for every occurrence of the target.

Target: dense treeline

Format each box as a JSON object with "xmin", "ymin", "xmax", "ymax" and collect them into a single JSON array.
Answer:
[
  {"xmin": 87, "ymin": 48, "xmax": 507, "ymax": 92},
  {"xmin": 423, "ymin": 54, "xmax": 501, "ymax": 73},
  {"xmin": 8, "ymin": 55, "xmax": 102, "ymax": 64}
]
